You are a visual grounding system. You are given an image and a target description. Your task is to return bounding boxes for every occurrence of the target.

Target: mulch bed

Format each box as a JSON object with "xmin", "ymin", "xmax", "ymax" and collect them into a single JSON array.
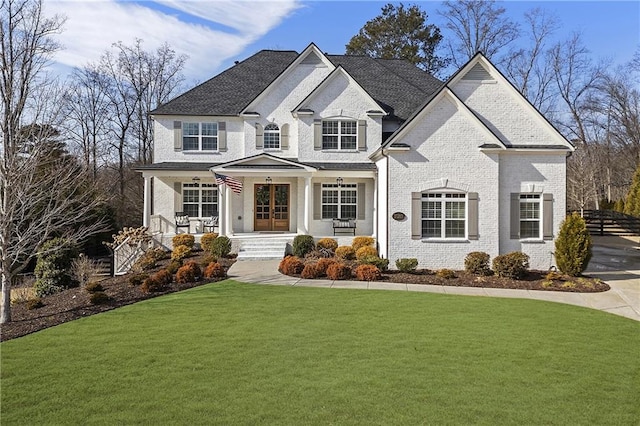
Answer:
[
  {"xmin": 1, "ymin": 253, "xmax": 234, "ymax": 342},
  {"xmin": 2, "ymin": 253, "xmax": 609, "ymax": 342}
]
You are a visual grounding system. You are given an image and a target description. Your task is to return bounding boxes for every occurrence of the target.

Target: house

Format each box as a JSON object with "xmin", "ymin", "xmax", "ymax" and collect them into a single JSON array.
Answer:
[{"xmin": 139, "ymin": 43, "xmax": 574, "ymax": 270}]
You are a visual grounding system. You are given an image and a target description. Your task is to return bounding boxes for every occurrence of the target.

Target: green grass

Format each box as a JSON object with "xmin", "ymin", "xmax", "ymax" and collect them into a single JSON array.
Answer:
[{"xmin": 2, "ymin": 280, "xmax": 639, "ymax": 425}]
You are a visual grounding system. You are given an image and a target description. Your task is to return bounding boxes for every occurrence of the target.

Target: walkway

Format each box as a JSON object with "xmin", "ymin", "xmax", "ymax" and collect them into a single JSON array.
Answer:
[{"xmin": 227, "ymin": 237, "xmax": 640, "ymax": 322}]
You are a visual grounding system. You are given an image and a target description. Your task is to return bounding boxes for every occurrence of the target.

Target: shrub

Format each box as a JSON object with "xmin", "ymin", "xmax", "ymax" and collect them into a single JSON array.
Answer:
[
  {"xmin": 104, "ymin": 226, "xmax": 151, "ymax": 250},
  {"xmin": 171, "ymin": 244, "xmax": 192, "ymax": 262},
  {"xmin": 210, "ymin": 236, "xmax": 232, "ymax": 259},
  {"xmin": 316, "ymin": 238, "xmax": 338, "ymax": 251},
  {"xmin": 352, "ymin": 236, "xmax": 375, "ymax": 251},
  {"xmin": 154, "ymin": 269, "xmax": 174, "ymax": 286},
  {"xmin": 34, "ymin": 238, "xmax": 79, "ymax": 297},
  {"xmin": 141, "ymin": 270, "xmax": 173, "ymax": 292},
  {"xmin": 166, "ymin": 260, "xmax": 181, "ymax": 274},
  {"xmin": 89, "ymin": 291, "xmax": 110, "ymax": 305},
  {"xmin": 326, "ymin": 263, "xmax": 352, "ymax": 280},
  {"xmin": 355, "ymin": 246, "xmax": 378, "ymax": 260},
  {"xmin": 128, "ymin": 273, "xmax": 148, "ymax": 286},
  {"xmin": 335, "ymin": 246, "xmax": 356, "ymax": 260},
  {"xmin": 70, "ymin": 254, "xmax": 100, "ymax": 287},
  {"xmin": 85, "ymin": 281, "xmax": 104, "ymax": 293},
  {"xmin": 200, "ymin": 233, "xmax": 218, "ymax": 252},
  {"xmin": 172, "ymin": 234, "xmax": 195, "ymax": 249},
  {"xmin": 26, "ymin": 298, "xmax": 44, "ymax": 310},
  {"xmin": 464, "ymin": 252, "xmax": 492, "ymax": 276},
  {"xmin": 316, "ymin": 258, "xmax": 337, "ymax": 276},
  {"xmin": 492, "ymin": 252, "xmax": 530, "ymax": 279},
  {"xmin": 279, "ymin": 256, "xmax": 304, "ymax": 275},
  {"xmin": 546, "ymin": 271, "xmax": 564, "ymax": 281},
  {"xmin": 176, "ymin": 261, "xmax": 201, "ymax": 284},
  {"xmin": 355, "ymin": 264, "xmax": 381, "ymax": 281},
  {"xmin": 301, "ymin": 263, "xmax": 322, "ymax": 279},
  {"xmin": 358, "ymin": 255, "xmax": 389, "ymax": 271},
  {"xmin": 305, "ymin": 248, "xmax": 333, "ymax": 259},
  {"xmin": 204, "ymin": 262, "xmax": 226, "ymax": 279},
  {"xmin": 293, "ymin": 235, "xmax": 315, "ymax": 257},
  {"xmin": 396, "ymin": 258, "xmax": 418, "ymax": 273},
  {"xmin": 436, "ymin": 269, "xmax": 456, "ymax": 279},
  {"xmin": 554, "ymin": 213, "xmax": 592, "ymax": 277}
]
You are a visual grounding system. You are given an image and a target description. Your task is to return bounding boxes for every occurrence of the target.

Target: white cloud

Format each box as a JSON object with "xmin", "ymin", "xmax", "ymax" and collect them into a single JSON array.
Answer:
[{"xmin": 43, "ymin": 0, "xmax": 301, "ymax": 82}]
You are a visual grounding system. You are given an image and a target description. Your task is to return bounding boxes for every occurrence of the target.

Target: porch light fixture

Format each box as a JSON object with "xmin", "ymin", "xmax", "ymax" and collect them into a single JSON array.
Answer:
[
  {"xmin": 192, "ymin": 176, "xmax": 200, "ymax": 184},
  {"xmin": 336, "ymin": 177, "xmax": 343, "ymax": 187},
  {"xmin": 266, "ymin": 176, "xmax": 272, "ymax": 185}
]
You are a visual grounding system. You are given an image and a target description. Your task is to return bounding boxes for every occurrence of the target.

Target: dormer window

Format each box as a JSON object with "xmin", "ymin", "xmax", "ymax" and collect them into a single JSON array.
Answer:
[
  {"xmin": 264, "ymin": 123, "xmax": 280, "ymax": 150},
  {"xmin": 322, "ymin": 120, "xmax": 357, "ymax": 150}
]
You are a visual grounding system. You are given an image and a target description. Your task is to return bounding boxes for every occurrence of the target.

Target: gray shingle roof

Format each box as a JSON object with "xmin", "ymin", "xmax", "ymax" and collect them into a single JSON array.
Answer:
[{"xmin": 151, "ymin": 50, "xmax": 442, "ymax": 120}]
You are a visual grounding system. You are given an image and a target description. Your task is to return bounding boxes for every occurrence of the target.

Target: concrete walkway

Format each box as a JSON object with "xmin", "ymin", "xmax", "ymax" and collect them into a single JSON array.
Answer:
[{"xmin": 227, "ymin": 239, "xmax": 640, "ymax": 322}]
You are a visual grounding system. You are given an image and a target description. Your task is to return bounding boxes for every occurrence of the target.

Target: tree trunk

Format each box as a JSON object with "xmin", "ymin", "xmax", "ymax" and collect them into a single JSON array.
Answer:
[{"xmin": 1, "ymin": 266, "xmax": 12, "ymax": 324}]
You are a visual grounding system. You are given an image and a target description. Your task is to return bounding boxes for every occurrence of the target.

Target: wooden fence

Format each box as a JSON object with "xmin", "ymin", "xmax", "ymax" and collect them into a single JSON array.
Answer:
[{"xmin": 573, "ymin": 210, "xmax": 640, "ymax": 236}]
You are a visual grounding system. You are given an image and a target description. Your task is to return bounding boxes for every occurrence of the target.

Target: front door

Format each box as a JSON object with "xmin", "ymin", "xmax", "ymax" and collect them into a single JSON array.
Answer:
[{"xmin": 254, "ymin": 184, "xmax": 289, "ymax": 231}]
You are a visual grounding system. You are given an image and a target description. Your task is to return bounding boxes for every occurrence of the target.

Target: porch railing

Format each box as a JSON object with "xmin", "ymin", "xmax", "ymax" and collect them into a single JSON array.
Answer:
[{"xmin": 112, "ymin": 236, "xmax": 155, "ymax": 276}]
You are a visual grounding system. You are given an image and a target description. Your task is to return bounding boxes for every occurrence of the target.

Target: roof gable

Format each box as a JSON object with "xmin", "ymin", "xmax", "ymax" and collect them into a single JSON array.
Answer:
[
  {"xmin": 212, "ymin": 153, "xmax": 317, "ymax": 172},
  {"xmin": 449, "ymin": 54, "xmax": 574, "ymax": 150},
  {"xmin": 240, "ymin": 43, "xmax": 335, "ymax": 115},
  {"xmin": 293, "ymin": 65, "xmax": 384, "ymax": 116}
]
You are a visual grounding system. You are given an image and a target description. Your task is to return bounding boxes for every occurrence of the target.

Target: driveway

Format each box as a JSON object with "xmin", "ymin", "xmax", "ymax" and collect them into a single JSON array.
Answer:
[{"xmin": 586, "ymin": 236, "xmax": 640, "ymax": 320}]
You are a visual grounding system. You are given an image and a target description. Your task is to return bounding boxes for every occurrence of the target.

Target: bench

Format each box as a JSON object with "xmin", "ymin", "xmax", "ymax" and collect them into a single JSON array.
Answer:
[
  {"xmin": 175, "ymin": 212, "xmax": 190, "ymax": 234},
  {"xmin": 333, "ymin": 218, "xmax": 356, "ymax": 236}
]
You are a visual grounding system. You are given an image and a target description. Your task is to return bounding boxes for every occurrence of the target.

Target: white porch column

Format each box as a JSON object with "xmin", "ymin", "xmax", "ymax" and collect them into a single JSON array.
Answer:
[
  {"xmin": 372, "ymin": 175, "xmax": 377, "ymax": 239},
  {"xmin": 143, "ymin": 175, "xmax": 151, "ymax": 228},
  {"xmin": 304, "ymin": 176, "xmax": 311, "ymax": 234},
  {"xmin": 225, "ymin": 185, "xmax": 233, "ymax": 235},
  {"xmin": 218, "ymin": 187, "xmax": 226, "ymax": 236}
]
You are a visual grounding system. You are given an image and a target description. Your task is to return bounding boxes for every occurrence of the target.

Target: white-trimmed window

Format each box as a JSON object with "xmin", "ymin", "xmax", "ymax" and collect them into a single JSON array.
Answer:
[
  {"xmin": 421, "ymin": 193, "xmax": 467, "ymax": 238},
  {"xmin": 263, "ymin": 123, "xmax": 280, "ymax": 149},
  {"xmin": 182, "ymin": 183, "xmax": 218, "ymax": 218},
  {"xmin": 183, "ymin": 122, "xmax": 218, "ymax": 151},
  {"xmin": 519, "ymin": 194, "xmax": 541, "ymax": 239},
  {"xmin": 322, "ymin": 120, "xmax": 357, "ymax": 150},
  {"xmin": 322, "ymin": 183, "xmax": 357, "ymax": 219}
]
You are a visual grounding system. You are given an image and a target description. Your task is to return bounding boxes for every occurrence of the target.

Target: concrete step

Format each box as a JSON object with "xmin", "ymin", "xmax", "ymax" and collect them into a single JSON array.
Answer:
[{"xmin": 236, "ymin": 238, "xmax": 289, "ymax": 260}]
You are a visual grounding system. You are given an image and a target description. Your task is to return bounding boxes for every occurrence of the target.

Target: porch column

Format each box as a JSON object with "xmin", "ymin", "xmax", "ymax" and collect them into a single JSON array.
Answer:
[
  {"xmin": 218, "ymin": 187, "xmax": 226, "ymax": 237},
  {"xmin": 225, "ymin": 185, "xmax": 233, "ymax": 235},
  {"xmin": 143, "ymin": 175, "xmax": 151, "ymax": 228},
  {"xmin": 372, "ymin": 175, "xmax": 377, "ymax": 239},
  {"xmin": 304, "ymin": 176, "xmax": 311, "ymax": 234}
]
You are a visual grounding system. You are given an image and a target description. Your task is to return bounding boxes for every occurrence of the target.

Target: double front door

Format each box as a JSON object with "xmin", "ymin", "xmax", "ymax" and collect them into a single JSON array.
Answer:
[{"xmin": 254, "ymin": 184, "xmax": 289, "ymax": 231}]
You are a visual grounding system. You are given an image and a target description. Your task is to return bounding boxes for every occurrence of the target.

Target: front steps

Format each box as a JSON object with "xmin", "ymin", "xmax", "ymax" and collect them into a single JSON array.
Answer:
[{"xmin": 236, "ymin": 238, "xmax": 292, "ymax": 260}]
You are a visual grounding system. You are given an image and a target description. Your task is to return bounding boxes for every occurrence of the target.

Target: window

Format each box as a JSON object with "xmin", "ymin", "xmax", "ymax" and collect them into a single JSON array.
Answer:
[
  {"xmin": 183, "ymin": 122, "xmax": 218, "ymax": 151},
  {"xmin": 322, "ymin": 120, "xmax": 357, "ymax": 150},
  {"xmin": 263, "ymin": 123, "xmax": 280, "ymax": 149},
  {"xmin": 421, "ymin": 193, "xmax": 466, "ymax": 238},
  {"xmin": 182, "ymin": 183, "xmax": 218, "ymax": 218},
  {"xmin": 322, "ymin": 183, "xmax": 357, "ymax": 219},
  {"xmin": 519, "ymin": 194, "xmax": 541, "ymax": 238}
]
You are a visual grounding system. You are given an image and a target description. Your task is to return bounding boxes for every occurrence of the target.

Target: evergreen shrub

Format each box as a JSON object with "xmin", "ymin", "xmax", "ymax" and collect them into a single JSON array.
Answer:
[
  {"xmin": 395, "ymin": 258, "xmax": 418, "ymax": 273},
  {"xmin": 492, "ymin": 252, "xmax": 529, "ymax": 279},
  {"xmin": 464, "ymin": 252, "xmax": 492, "ymax": 276},
  {"xmin": 555, "ymin": 213, "xmax": 592, "ymax": 276},
  {"xmin": 351, "ymin": 236, "xmax": 375, "ymax": 251},
  {"xmin": 172, "ymin": 234, "xmax": 195, "ymax": 249},
  {"xmin": 293, "ymin": 235, "xmax": 315, "ymax": 257}
]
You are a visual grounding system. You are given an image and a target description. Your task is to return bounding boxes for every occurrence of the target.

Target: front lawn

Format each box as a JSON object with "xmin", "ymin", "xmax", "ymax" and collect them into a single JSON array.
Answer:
[{"xmin": 2, "ymin": 280, "xmax": 638, "ymax": 424}]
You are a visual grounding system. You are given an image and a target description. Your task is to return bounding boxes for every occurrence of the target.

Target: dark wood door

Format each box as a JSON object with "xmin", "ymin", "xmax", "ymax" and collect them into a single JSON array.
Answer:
[{"xmin": 254, "ymin": 184, "xmax": 289, "ymax": 231}]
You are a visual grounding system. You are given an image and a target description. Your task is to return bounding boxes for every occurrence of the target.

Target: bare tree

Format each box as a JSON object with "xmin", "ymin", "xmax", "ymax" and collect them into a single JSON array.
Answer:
[
  {"xmin": 0, "ymin": 0, "xmax": 107, "ymax": 323},
  {"xmin": 504, "ymin": 8, "xmax": 559, "ymax": 115},
  {"xmin": 438, "ymin": 0, "xmax": 520, "ymax": 67}
]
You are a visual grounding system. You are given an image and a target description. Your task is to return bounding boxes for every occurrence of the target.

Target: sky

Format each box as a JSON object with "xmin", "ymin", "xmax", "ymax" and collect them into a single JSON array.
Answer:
[{"xmin": 44, "ymin": 0, "xmax": 640, "ymax": 85}]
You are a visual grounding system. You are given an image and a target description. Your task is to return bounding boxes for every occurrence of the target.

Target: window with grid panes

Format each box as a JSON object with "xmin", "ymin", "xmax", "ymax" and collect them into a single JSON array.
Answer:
[
  {"xmin": 322, "ymin": 120, "xmax": 357, "ymax": 150},
  {"xmin": 182, "ymin": 183, "xmax": 218, "ymax": 218},
  {"xmin": 322, "ymin": 183, "xmax": 357, "ymax": 219},
  {"xmin": 519, "ymin": 194, "xmax": 541, "ymax": 238},
  {"xmin": 182, "ymin": 122, "xmax": 218, "ymax": 151},
  {"xmin": 263, "ymin": 123, "xmax": 280, "ymax": 149},
  {"xmin": 421, "ymin": 193, "xmax": 466, "ymax": 238}
]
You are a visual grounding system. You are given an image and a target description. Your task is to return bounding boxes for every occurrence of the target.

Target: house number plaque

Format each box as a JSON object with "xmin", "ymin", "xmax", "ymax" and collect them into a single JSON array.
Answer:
[{"xmin": 392, "ymin": 212, "xmax": 406, "ymax": 221}]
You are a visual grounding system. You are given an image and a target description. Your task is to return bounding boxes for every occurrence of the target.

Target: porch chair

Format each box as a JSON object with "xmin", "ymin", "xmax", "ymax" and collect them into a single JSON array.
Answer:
[
  {"xmin": 175, "ymin": 212, "xmax": 190, "ymax": 234},
  {"xmin": 202, "ymin": 216, "xmax": 219, "ymax": 233}
]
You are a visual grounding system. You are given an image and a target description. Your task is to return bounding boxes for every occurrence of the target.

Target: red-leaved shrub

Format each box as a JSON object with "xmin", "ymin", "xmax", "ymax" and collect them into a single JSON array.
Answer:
[
  {"xmin": 316, "ymin": 258, "xmax": 337, "ymax": 276},
  {"xmin": 204, "ymin": 262, "xmax": 226, "ymax": 279},
  {"xmin": 301, "ymin": 263, "xmax": 321, "ymax": 279},
  {"xmin": 355, "ymin": 264, "xmax": 381, "ymax": 281},
  {"xmin": 326, "ymin": 263, "xmax": 352, "ymax": 280},
  {"xmin": 279, "ymin": 256, "xmax": 304, "ymax": 275},
  {"xmin": 176, "ymin": 261, "xmax": 201, "ymax": 284}
]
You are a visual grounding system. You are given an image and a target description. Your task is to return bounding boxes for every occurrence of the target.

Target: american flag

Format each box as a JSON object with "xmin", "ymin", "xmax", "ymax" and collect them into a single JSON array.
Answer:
[{"xmin": 215, "ymin": 173, "xmax": 243, "ymax": 194}]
